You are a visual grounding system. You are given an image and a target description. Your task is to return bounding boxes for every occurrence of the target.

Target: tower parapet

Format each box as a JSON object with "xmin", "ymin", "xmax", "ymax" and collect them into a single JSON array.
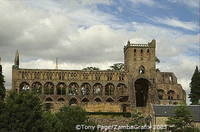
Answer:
[
  {"xmin": 124, "ymin": 39, "xmax": 156, "ymax": 51},
  {"xmin": 124, "ymin": 39, "xmax": 156, "ymax": 73}
]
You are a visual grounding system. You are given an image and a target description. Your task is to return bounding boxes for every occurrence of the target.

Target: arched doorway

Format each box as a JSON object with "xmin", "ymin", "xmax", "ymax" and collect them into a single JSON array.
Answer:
[{"xmin": 135, "ymin": 78, "xmax": 150, "ymax": 107}]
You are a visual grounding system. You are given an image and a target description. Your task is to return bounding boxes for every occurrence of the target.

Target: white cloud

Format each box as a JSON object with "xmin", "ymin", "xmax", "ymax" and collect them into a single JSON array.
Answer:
[
  {"xmin": 0, "ymin": 0, "xmax": 199, "ymax": 105},
  {"xmin": 153, "ymin": 17, "xmax": 199, "ymax": 31},
  {"xmin": 168, "ymin": 0, "xmax": 200, "ymax": 8},
  {"xmin": 129, "ymin": 0, "xmax": 155, "ymax": 6}
]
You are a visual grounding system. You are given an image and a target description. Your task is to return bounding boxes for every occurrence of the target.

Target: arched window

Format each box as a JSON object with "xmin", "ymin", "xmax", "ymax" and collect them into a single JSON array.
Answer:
[
  {"xmin": 105, "ymin": 83, "xmax": 115, "ymax": 96},
  {"xmin": 45, "ymin": 97, "xmax": 53, "ymax": 102},
  {"xmin": 139, "ymin": 65, "xmax": 145, "ymax": 74},
  {"xmin": 44, "ymin": 82, "xmax": 54, "ymax": 95},
  {"xmin": 167, "ymin": 90, "xmax": 175, "ymax": 100},
  {"xmin": 81, "ymin": 98, "xmax": 89, "ymax": 103},
  {"xmin": 117, "ymin": 83, "xmax": 127, "ymax": 95},
  {"xmin": 56, "ymin": 82, "xmax": 66, "ymax": 95},
  {"xmin": 118, "ymin": 96, "xmax": 128, "ymax": 102},
  {"xmin": 81, "ymin": 83, "xmax": 90, "ymax": 96},
  {"xmin": 106, "ymin": 98, "xmax": 114, "ymax": 102},
  {"xmin": 31, "ymin": 82, "xmax": 42, "ymax": 94},
  {"xmin": 19, "ymin": 82, "xmax": 30, "ymax": 91},
  {"xmin": 147, "ymin": 49, "xmax": 150, "ymax": 53},
  {"xmin": 69, "ymin": 98, "xmax": 78, "ymax": 105},
  {"xmin": 93, "ymin": 83, "xmax": 102, "ymax": 95},
  {"xmin": 69, "ymin": 83, "xmax": 78, "ymax": 95},
  {"xmin": 94, "ymin": 98, "xmax": 102, "ymax": 102},
  {"xmin": 57, "ymin": 98, "xmax": 65, "ymax": 102},
  {"xmin": 157, "ymin": 89, "xmax": 164, "ymax": 100}
]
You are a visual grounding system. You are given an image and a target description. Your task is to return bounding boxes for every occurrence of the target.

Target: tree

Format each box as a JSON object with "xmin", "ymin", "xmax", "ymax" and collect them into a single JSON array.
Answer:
[
  {"xmin": 166, "ymin": 105, "xmax": 193, "ymax": 131},
  {"xmin": 82, "ymin": 67, "xmax": 100, "ymax": 71},
  {"xmin": 189, "ymin": 66, "xmax": 200, "ymax": 105},
  {"xmin": 0, "ymin": 91, "xmax": 44, "ymax": 132},
  {"xmin": 109, "ymin": 63, "xmax": 124, "ymax": 71},
  {"xmin": 43, "ymin": 106, "xmax": 96, "ymax": 132},
  {"xmin": 0, "ymin": 64, "xmax": 6, "ymax": 101},
  {"xmin": 55, "ymin": 106, "xmax": 88, "ymax": 132}
]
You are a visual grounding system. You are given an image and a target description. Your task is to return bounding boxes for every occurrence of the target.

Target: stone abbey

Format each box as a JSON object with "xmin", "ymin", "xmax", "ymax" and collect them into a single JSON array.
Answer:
[{"xmin": 12, "ymin": 40, "xmax": 186, "ymax": 113}]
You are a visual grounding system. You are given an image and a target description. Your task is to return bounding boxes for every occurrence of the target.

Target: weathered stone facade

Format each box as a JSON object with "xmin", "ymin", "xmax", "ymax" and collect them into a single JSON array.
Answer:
[{"xmin": 12, "ymin": 40, "xmax": 186, "ymax": 113}]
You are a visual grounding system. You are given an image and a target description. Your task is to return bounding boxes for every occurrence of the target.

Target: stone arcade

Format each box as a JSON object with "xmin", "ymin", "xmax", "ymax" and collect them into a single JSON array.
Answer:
[{"xmin": 12, "ymin": 40, "xmax": 186, "ymax": 113}]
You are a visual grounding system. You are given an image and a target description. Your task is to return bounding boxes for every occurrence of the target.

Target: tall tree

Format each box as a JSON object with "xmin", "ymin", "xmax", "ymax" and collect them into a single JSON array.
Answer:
[
  {"xmin": 189, "ymin": 66, "xmax": 200, "ymax": 105},
  {"xmin": 0, "ymin": 64, "xmax": 6, "ymax": 101},
  {"xmin": 166, "ymin": 105, "xmax": 193, "ymax": 131},
  {"xmin": 0, "ymin": 91, "xmax": 44, "ymax": 132}
]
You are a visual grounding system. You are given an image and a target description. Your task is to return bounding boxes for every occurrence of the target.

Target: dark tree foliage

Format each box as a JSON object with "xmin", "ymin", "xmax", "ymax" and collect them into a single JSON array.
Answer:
[
  {"xmin": 166, "ymin": 105, "xmax": 193, "ymax": 131},
  {"xmin": 0, "ymin": 65, "xmax": 6, "ymax": 101},
  {"xmin": 0, "ymin": 91, "xmax": 44, "ymax": 132},
  {"xmin": 56, "ymin": 106, "xmax": 88, "ymax": 132},
  {"xmin": 82, "ymin": 67, "xmax": 100, "ymax": 71},
  {"xmin": 189, "ymin": 66, "xmax": 200, "ymax": 105},
  {"xmin": 43, "ymin": 106, "xmax": 92, "ymax": 132},
  {"xmin": 109, "ymin": 63, "xmax": 124, "ymax": 71}
]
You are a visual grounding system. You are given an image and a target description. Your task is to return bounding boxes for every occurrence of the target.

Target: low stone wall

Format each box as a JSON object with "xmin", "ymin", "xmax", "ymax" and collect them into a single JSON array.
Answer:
[{"xmin": 82, "ymin": 103, "xmax": 122, "ymax": 112}]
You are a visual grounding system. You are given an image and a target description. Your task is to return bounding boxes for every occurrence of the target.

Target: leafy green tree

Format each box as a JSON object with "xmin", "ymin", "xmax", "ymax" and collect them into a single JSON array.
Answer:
[
  {"xmin": 166, "ymin": 105, "xmax": 193, "ymax": 131},
  {"xmin": 43, "ymin": 106, "xmax": 96, "ymax": 132},
  {"xmin": 189, "ymin": 66, "xmax": 200, "ymax": 105},
  {"xmin": 0, "ymin": 91, "xmax": 44, "ymax": 132},
  {"xmin": 55, "ymin": 106, "xmax": 88, "ymax": 132},
  {"xmin": 0, "ymin": 64, "xmax": 6, "ymax": 101},
  {"xmin": 42, "ymin": 112, "xmax": 63, "ymax": 132},
  {"xmin": 82, "ymin": 67, "xmax": 100, "ymax": 71},
  {"xmin": 109, "ymin": 63, "xmax": 124, "ymax": 71}
]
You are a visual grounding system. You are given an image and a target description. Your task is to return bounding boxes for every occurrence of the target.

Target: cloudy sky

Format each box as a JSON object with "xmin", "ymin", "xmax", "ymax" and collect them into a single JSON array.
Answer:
[{"xmin": 0, "ymin": 0, "xmax": 199, "ymax": 103}]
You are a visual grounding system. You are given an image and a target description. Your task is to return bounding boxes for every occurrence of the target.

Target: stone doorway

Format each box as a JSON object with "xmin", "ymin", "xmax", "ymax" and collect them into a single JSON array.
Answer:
[{"xmin": 135, "ymin": 78, "xmax": 149, "ymax": 107}]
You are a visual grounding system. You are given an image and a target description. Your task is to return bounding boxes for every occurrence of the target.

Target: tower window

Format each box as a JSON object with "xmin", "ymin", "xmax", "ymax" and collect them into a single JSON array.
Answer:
[
  {"xmin": 147, "ymin": 49, "xmax": 149, "ymax": 53},
  {"xmin": 134, "ymin": 49, "xmax": 136, "ymax": 53},
  {"xmin": 141, "ymin": 49, "xmax": 143, "ymax": 53},
  {"xmin": 139, "ymin": 65, "xmax": 145, "ymax": 74}
]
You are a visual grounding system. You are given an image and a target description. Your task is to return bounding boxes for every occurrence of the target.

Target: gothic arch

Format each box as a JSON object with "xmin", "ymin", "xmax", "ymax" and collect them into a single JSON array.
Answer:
[
  {"xmin": 117, "ymin": 83, "xmax": 127, "ymax": 95},
  {"xmin": 167, "ymin": 90, "xmax": 175, "ymax": 100},
  {"xmin": 139, "ymin": 65, "xmax": 145, "ymax": 74},
  {"xmin": 135, "ymin": 78, "xmax": 150, "ymax": 107},
  {"xmin": 45, "ymin": 97, "xmax": 53, "ymax": 102},
  {"xmin": 105, "ymin": 83, "xmax": 115, "ymax": 96},
  {"xmin": 106, "ymin": 97, "xmax": 114, "ymax": 102},
  {"xmin": 81, "ymin": 83, "xmax": 91, "ymax": 96},
  {"xmin": 93, "ymin": 83, "xmax": 103, "ymax": 96},
  {"xmin": 69, "ymin": 98, "xmax": 78, "ymax": 105},
  {"xmin": 57, "ymin": 97, "xmax": 65, "ymax": 102},
  {"xmin": 44, "ymin": 82, "xmax": 54, "ymax": 95},
  {"xmin": 19, "ymin": 82, "xmax": 30, "ymax": 91},
  {"xmin": 81, "ymin": 97, "xmax": 89, "ymax": 103},
  {"xmin": 94, "ymin": 97, "xmax": 102, "ymax": 102},
  {"xmin": 69, "ymin": 82, "xmax": 79, "ymax": 96},
  {"xmin": 118, "ymin": 96, "xmax": 129, "ymax": 102},
  {"xmin": 56, "ymin": 82, "xmax": 66, "ymax": 95},
  {"xmin": 31, "ymin": 82, "xmax": 42, "ymax": 94}
]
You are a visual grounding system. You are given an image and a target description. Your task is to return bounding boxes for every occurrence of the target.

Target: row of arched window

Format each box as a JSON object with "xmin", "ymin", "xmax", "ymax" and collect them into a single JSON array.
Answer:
[
  {"xmin": 157, "ymin": 89, "xmax": 179, "ymax": 100},
  {"xmin": 44, "ymin": 96, "xmax": 128, "ymax": 104},
  {"xmin": 19, "ymin": 82, "xmax": 128, "ymax": 96}
]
